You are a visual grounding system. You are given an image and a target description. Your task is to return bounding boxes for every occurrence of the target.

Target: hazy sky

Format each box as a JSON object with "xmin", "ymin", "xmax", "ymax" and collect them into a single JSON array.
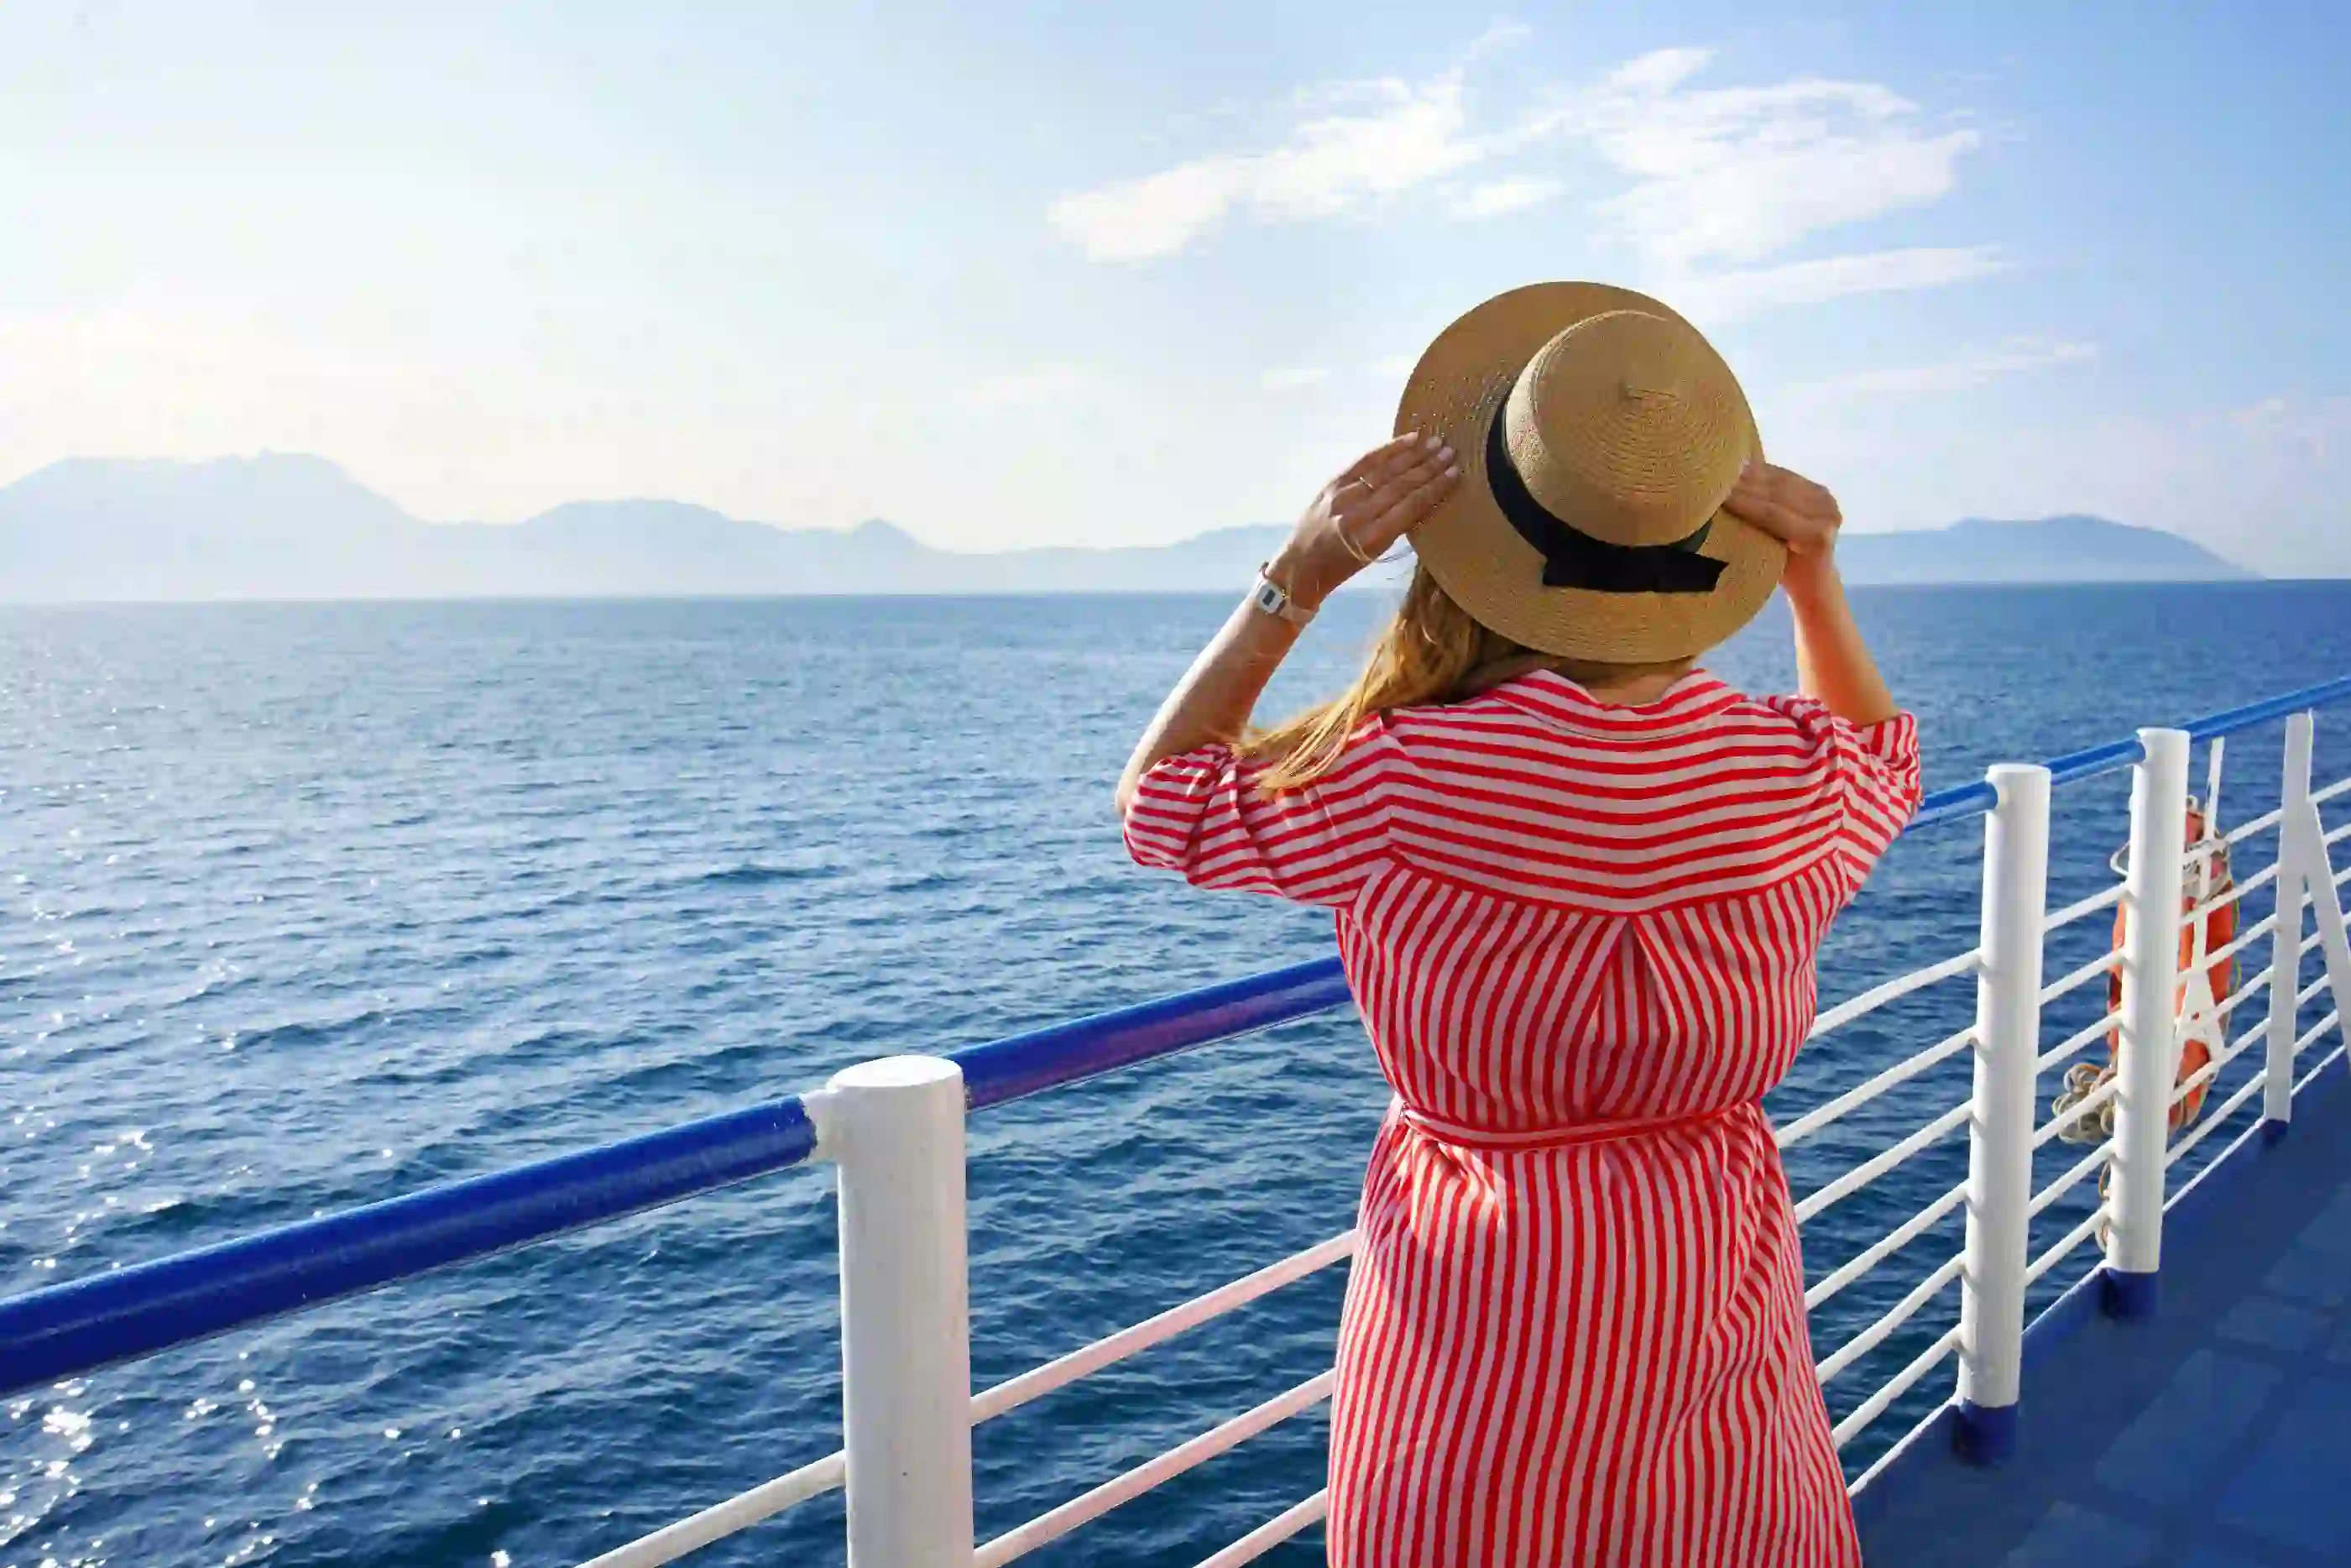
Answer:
[{"xmin": 6, "ymin": 3, "xmax": 2349, "ymax": 572}]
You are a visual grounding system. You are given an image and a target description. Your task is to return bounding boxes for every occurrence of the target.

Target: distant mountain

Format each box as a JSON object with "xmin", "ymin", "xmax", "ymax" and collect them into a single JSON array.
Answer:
[
  {"xmin": 1836, "ymin": 515, "xmax": 2254, "ymax": 585},
  {"xmin": 0, "ymin": 454, "xmax": 2258, "ymax": 604}
]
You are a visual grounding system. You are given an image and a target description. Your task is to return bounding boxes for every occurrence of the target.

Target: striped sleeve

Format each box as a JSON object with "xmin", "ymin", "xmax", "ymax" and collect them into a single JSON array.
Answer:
[
  {"xmin": 1121, "ymin": 726, "xmax": 1398, "ymax": 909},
  {"xmin": 1757, "ymin": 696, "xmax": 1922, "ymax": 891},
  {"xmin": 1831, "ymin": 709, "xmax": 1923, "ymax": 886}
]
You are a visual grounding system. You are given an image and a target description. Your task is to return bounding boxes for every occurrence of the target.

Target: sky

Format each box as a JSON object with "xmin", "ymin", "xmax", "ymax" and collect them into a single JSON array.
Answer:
[{"xmin": 5, "ymin": 2, "xmax": 2350, "ymax": 573}]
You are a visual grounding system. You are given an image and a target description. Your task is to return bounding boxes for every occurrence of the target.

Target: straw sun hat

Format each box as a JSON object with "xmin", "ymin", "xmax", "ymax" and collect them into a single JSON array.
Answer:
[{"xmin": 1394, "ymin": 282, "xmax": 1784, "ymax": 664}]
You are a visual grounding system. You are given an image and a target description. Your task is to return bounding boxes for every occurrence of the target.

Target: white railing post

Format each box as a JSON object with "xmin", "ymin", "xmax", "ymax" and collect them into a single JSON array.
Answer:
[
  {"xmin": 828, "ymin": 1056, "xmax": 975, "ymax": 1567},
  {"xmin": 2264, "ymin": 714, "xmax": 2315, "ymax": 1132},
  {"xmin": 1956, "ymin": 763, "xmax": 2050, "ymax": 1462},
  {"xmin": 2105, "ymin": 728, "xmax": 2191, "ymax": 1316}
]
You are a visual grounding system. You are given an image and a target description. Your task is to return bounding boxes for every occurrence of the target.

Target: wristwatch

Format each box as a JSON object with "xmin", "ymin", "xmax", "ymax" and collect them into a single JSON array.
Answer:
[{"xmin": 1250, "ymin": 562, "xmax": 1317, "ymax": 628}]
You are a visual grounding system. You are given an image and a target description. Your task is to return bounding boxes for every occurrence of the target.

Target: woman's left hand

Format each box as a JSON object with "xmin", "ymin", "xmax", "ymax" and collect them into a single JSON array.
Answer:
[{"xmin": 1270, "ymin": 432, "xmax": 1460, "ymax": 610}]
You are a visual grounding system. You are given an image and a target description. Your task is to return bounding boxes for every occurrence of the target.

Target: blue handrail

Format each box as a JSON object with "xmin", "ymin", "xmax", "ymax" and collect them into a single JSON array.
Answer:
[{"xmin": 6, "ymin": 672, "xmax": 2351, "ymax": 1398}]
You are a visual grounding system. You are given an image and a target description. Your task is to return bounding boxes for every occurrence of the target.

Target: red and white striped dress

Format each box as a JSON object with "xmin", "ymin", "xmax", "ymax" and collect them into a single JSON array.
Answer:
[{"xmin": 1123, "ymin": 670, "xmax": 1920, "ymax": 1567}]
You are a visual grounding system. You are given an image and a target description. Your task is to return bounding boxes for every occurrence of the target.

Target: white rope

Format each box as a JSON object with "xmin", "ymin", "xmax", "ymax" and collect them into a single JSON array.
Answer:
[
  {"xmin": 972, "ymin": 1231, "xmax": 1356, "ymax": 1424},
  {"xmin": 1805, "ymin": 1178, "xmax": 1971, "ymax": 1312},
  {"xmin": 1831, "ymin": 1325, "xmax": 1962, "ymax": 1450},
  {"xmin": 2037, "ymin": 949, "xmax": 2120, "ymax": 1007},
  {"xmin": 2034, "ymin": 1013, "xmax": 2114, "ymax": 1077},
  {"xmin": 2043, "ymin": 883, "xmax": 2124, "ymax": 934},
  {"xmin": 1189, "ymin": 1491, "xmax": 1330, "ymax": 1568},
  {"xmin": 1815, "ymin": 1252, "xmax": 1965, "ymax": 1385},
  {"xmin": 2028, "ymin": 1139, "xmax": 2114, "ymax": 1220},
  {"xmin": 574, "ymin": 1453, "xmax": 845, "ymax": 1568},
  {"xmin": 2025, "ymin": 1207, "xmax": 2108, "ymax": 1285},
  {"xmin": 1774, "ymin": 1027, "xmax": 1973, "ymax": 1152},
  {"xmin": 2036, "ymin": 1072, "xmax": 2119, "ymax": 1147},
  {"xmin": 1792, "ymin": 1101, "xmax": 1973, "ymax": 1225},
  {"xmin": 1806, "ymin": 950, "xmax": 1981, "ymax": 1040},
  {"xmin": 974, "ymin": 1372, "xmax": 1335, "ymax": 1568}
]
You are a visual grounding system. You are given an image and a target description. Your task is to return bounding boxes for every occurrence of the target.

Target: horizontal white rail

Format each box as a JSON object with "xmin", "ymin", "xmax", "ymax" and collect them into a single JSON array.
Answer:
[
  {"xmin": 2296, "ymin": 1039, "xmax": 2349, "ymax": 1094},
  {"xmin": 1805, "ymin": 1178, "xmax": 1970, "ymax": 1312},
  {"xmin": 2170, "ymin": 1021, "xmax": 2268, "ymax": 1109},
  {"xmin": 2033, "ymin": 1013, "xmax": 2113, "ymax": 1076},
  {"xmin": 2166, "ymin": 1069, "xmax": 2272, "ymax": 1169},
  {"xmin": 974, "ymin": 1372, "xmax": 1335, "ymax": 1568},
  {"xmin": 2042, "ymin": 883, "xmax": 2124, "ymax": 934},
  {"xmin": 1807, "ymin": 950, "xmax": 1981, "ymax": 1040},
  {"xmin": 1815, "ymin": 1252, "xmax": 1965, "ymax": 1385},
  {"xmin": 2028, "ymin": 1139, "xmax": 2114, "ymax": 1220},
  {"xmin": 2327, "ymin": 819, "xmax": 2351, "ymax": 848},
  {"xmin": 1831, "ymin": 1325, "xmax": 1961, "ymax": 1450},
  {"xmin": 2037, "ymin": 949, "xmax": 2119, "ymax": 1007},
  {"xmin": 1775, "ymin": 1026, "xmax": 1973, "ymax": 1152},
  {"xmin": 2312, "ymin": 775, "xmax": 2351, "ymax": 808},
  {"xmin": 2221, "ymin": 804, "xmax": 2286, "ymax": 845},
  {"xmin": 2024, "ymin": 1206, "xmax": 2107, "ymax": 1285},
  {"xmin": 2183, "ymin": 860, "xmax": 2276, "ymax": 926},
  {"xmin": 972, "ymin": 1231, "xmax": 1356, "ymax": 1424},
  {"xmin": 577, "ymin": 1454, "xmax": 847, "ymax": 1568},
  {"xmin": 1191, "ymin": 1491, "xmax": 1330, "ymax": 1568},
  {"xmin": 2207, "ymin": 907, "xmax": 2280, "ymax": 972},
  {"xmin": 1792, "ymin": 1102, "xmax": 1973, "ymax": 1225}
]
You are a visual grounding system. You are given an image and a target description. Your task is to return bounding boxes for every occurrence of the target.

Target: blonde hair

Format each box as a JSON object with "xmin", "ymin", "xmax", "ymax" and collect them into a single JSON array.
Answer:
[{"xmin": 1241, "ymin": 565, "xmax": 1691, "ymax": 792}]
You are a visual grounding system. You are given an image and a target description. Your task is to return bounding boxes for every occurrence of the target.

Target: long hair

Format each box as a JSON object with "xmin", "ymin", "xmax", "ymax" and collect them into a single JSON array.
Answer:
[{"xmin": 1241, "ymin": 565, "xmax": 1687, "ymax": 792}]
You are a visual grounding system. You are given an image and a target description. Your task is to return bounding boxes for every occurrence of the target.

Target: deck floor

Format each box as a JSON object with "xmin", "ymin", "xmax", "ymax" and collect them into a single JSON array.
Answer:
[{"xmin": 1856, "ymin": 1062, "xmax": 2351, "ymax": 1568}]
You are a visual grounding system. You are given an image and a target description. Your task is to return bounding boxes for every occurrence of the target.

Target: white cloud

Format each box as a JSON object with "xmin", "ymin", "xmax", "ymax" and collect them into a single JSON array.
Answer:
[
  {"xmin": 1566, "ymin": 50, "xmax": 1982, "ymax": 267},
  {"xmin": 959, "ymin": 363, "xmax": 1089, "ymax": 410},
  {"xmin": 1370, "ymin": 353, "xmax": 1419, "ymax": 379},
  {"xmin": 1672, "ymin": 248, "xmax": 2009, "ymax": 325},
  {"xmin": 1784, "ymin": 336, "xmax": 2096, "ymax": 402},
  {"xmin": 1048, "ymin": 66, "xmax": 1484, "ymax": 261},
  {"xmin": 1262, "ymin": 366, "xmax": 1329, "ymax": 391},
  {"xmin": 1051, "ymin": 37, "xmax": 1997, "ymax": 321},
  {"xmin": 1453, "ymin": 175, "xmax": 1564, "ymax": 220}
]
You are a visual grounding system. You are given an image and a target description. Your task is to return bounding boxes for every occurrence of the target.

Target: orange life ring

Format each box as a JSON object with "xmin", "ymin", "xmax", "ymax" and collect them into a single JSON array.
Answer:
[{"xmin": 2104, "ymin": 803, "xmax": 2234, "ymax": 1130}]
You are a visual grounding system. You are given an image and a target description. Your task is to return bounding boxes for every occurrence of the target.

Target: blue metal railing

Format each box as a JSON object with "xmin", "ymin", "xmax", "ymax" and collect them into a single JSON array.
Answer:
[{"xmin": 7, "ymin": 672, "xmax": 2351, "ymax": 1398}]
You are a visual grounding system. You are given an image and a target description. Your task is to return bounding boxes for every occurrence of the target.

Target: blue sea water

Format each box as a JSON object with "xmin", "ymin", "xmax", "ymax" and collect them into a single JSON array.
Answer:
[{"xmin": 3, "ymin": 584, "xmax": 2350, "ymax": 1568}]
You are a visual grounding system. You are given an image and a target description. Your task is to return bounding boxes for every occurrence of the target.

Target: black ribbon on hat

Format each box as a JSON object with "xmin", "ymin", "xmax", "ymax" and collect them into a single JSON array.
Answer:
[{"xmin": 1484, "ymin": 400, "xmax": 1726, "ymax": 593}]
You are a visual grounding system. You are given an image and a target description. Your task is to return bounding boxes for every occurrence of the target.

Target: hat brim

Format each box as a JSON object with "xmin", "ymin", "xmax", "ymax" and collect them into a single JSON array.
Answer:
[{"xmin": 1395, "ymin": 282, "xmax": 1784, "ymax": 665}]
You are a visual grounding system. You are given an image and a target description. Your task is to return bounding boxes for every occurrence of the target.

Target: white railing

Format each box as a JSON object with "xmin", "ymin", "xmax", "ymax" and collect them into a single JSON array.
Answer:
[{"xmin": 578, "ymin": 713, "xmax": 2351, "ymax": 1568}]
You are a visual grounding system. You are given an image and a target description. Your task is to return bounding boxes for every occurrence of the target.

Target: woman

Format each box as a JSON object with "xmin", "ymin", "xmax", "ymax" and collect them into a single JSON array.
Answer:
[{"xmin": 1116, "ymin": 285, "xmax": 1917, "ymax": 1567}]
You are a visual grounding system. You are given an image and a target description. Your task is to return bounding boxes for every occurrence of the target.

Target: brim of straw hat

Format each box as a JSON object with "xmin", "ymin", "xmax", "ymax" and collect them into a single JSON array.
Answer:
[{"xmin": 1395, "ymin": 282, "xmax": 1785, "ymax": 665}]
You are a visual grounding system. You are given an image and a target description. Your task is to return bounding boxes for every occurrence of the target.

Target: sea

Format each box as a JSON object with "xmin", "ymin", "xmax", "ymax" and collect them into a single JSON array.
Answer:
[{"xmin": 5, "ymin": 583, "xmax": 2351, "ymax": 1568}]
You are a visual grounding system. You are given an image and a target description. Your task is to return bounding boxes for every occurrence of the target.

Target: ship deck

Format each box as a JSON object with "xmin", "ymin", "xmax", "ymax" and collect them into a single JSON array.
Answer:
[{"xmin": 1857, "ymin": 1064, "xmax": 2351, "ymax": 1567}]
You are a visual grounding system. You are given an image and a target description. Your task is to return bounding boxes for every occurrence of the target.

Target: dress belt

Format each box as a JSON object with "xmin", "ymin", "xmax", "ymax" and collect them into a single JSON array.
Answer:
[{"xmin": 1392, "ymin": 1098, "xmax": 1750, "ymax": 1152}]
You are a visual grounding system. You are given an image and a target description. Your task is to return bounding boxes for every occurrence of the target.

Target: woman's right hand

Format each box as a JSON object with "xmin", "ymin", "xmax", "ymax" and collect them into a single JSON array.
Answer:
[
  {"xmin": 1270, "ymin": 432, "xmax": 1460, "ymax": 609},
  {"xmin": 1724, "ymin": 459, "xmax": 1842, "ymax": 560}
]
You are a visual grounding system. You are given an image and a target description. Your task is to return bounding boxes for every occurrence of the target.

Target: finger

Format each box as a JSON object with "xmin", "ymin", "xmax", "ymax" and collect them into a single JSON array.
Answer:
[
  {"xmin": 1362, "ymin": 431, "xmax": 1446, "ymax": 488},
  {"xmin": 1362, "ymin": 465, "xmax": 1462, "ymax": 546},
  {"xmin": 1347, "ymin": 451, "xmax": 1452, "ymax": 516},
  {"xmin": 1339, "ymin": 431, "xmax": 1433, "ymax": 485}
]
